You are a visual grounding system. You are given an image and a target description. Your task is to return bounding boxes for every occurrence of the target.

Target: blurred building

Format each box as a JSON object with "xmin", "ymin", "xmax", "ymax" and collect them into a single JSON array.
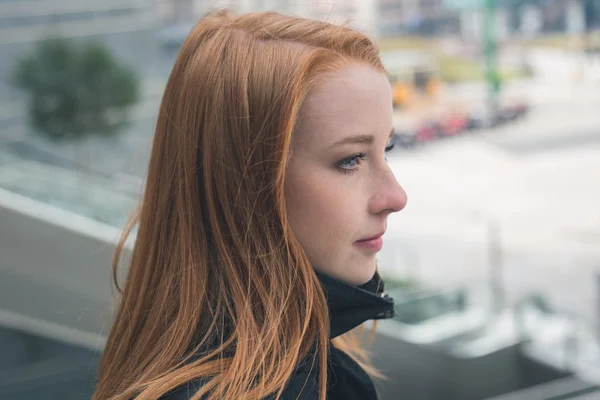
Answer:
[
  {"xmin": 158, "ymin": 0, "xmax": 378, "ymax": 35},
  {"xmin": 378, "ymin": 0, "xmax": 405, "ymax": 36},
  {"xmin": 158, "ymin": 0, "xmax": 392, "ymax": 39},
  {"xmin": 454, "ymin": 0, "xmax": 590, "ymax": 42},
  {"xmin": 156, "ymin": 0, "xmax": 468, "ymax": 39}
]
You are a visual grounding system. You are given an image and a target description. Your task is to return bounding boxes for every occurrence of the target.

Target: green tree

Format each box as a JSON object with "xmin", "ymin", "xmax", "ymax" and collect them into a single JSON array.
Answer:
[{"xmin": 10, "ymin": 37, "xmax": 139, "ymax": 170}]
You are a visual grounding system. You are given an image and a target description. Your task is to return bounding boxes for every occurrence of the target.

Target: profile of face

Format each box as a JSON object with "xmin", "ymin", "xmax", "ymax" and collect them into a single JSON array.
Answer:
[{"xmin": 285, "ymin": 64, "xmax": 407, "ymax": 286}]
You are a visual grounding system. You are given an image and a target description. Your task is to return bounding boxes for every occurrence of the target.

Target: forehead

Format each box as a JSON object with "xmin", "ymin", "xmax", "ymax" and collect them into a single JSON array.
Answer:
[{"xmin": 294, "ymin": 65, "xmax": 393, "ymax": 148}]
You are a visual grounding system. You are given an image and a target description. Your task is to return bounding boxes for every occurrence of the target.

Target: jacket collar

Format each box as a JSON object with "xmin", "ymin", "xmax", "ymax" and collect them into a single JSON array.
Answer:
[{"xmin": 316, "ymin": 271, "xmax": 395, "ymax": 339}]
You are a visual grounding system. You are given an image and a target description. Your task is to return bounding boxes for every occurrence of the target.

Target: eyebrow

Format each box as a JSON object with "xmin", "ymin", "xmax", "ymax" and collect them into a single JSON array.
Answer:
[{"xmin": 329, "ymin": 128, "xmax": 395, "ymax": 148}]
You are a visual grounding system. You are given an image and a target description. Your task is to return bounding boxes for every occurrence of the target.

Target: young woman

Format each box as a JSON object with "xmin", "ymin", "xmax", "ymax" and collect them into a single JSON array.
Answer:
[{"xmin": 93, "ymin": 9, "xmax": 407, "ymax": 400}]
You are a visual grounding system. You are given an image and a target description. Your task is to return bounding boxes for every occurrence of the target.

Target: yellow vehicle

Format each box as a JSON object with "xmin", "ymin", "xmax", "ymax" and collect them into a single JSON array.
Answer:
[{"xmin": 380, "ymin": 50, "xmax": 441, "ymax": 108}]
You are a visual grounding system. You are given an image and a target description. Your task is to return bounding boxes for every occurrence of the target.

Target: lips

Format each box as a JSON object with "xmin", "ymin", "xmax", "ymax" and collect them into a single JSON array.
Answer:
[
  {"xmin": 357, "ymin": 231, "xmax": 385, "ymax": 242},
  {"xmin": 354, "ymin": 231, "xmax": 385, "ymax": 252}
]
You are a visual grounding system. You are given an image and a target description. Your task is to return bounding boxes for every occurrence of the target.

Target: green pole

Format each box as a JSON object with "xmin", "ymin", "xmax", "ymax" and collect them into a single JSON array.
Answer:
[
  {"xmin": 484, "ymin": 0, "xmax": 502, "ymax": 313},
  {"xmin": 483, "ymin": 0, "xmax": 500, "ymax": 115}
]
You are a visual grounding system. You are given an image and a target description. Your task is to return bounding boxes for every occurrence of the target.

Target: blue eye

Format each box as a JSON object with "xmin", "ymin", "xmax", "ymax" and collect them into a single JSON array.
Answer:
[
  {"xmin": 340, "ymin": 155, "xmax": 360, "ymax": 168},
  {"xmin": 336, "ymin": 152, "xmax": 366, "ymax": 173}
]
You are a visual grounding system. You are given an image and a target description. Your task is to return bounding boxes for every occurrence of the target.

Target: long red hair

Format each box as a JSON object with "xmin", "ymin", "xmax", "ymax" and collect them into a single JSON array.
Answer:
[{"xmin": 93, "ymin": 9, "xmax": 386, "ymax": 400}]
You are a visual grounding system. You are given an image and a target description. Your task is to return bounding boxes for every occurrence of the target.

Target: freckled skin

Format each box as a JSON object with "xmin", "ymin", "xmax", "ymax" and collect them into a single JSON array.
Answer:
[{"xmin": 285, "ymin": 65, "xmax": 408, "ymax": 285}]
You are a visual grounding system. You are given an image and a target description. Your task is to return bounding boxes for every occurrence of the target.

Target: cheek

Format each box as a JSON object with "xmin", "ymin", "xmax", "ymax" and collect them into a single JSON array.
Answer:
[
  {"xmin": 288, "ymin": 176, "xmax": 332, "ymax": 222},
  {"xmin": 285, "ymin": 169, "xmax": 351, "ymax": 239}
]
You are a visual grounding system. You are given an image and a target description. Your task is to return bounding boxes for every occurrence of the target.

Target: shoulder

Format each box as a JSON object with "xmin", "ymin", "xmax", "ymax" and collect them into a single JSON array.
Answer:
[
  {"xmin": 280, "ymin": 366, "xmax": 320, "ymax": 400},
  {"xmin": 158, "ymin": 379, "xmax": 206, "ymax": 400},
  {"xmin": 157, "ymin": 368, "xmax": 319, "ymax": 400}
]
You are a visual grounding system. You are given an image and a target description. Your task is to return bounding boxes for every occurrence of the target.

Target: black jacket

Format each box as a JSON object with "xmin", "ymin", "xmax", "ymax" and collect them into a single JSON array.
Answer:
[{"xmin": 161, "ymin": 271, "xmax": 395, "ymax": 400}]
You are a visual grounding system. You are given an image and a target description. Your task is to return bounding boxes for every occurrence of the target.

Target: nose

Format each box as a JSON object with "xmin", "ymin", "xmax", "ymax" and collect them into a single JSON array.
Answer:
[{"xmin": 367, "ymin": 168, "xmax": 407, "ymax": 216}]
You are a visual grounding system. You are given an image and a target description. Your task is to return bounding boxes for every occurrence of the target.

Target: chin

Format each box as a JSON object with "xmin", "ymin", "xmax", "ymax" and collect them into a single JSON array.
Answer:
[{"xmin": 348, "ymin": 262, "xmax": 377, "ymax": 286}]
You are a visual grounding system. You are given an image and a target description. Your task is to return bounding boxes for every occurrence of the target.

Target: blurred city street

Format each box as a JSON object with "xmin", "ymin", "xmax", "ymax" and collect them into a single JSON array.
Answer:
[{"xmin": 382, "ymin": 75, "xmax": 600, "ymax": 319}]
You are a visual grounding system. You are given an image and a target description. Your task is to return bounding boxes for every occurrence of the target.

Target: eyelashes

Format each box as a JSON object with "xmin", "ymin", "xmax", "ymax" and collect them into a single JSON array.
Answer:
[
  {"xmin": 336, "ymin": 152, "xmax": 367, "ymax": 174},
  {"xmin": 335, "ymin": 143, "xmax": 395, "ymax": 174}
]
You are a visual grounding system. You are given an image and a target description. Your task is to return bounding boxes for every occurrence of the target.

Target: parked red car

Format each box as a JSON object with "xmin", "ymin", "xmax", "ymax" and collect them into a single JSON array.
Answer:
[
  {"xmin": 439, "ymin": 112, "xmax": 469, "ymax": 137},
  {"xmin": 414, "ymin": 121, "xmax": 442, "ymax": 143}
]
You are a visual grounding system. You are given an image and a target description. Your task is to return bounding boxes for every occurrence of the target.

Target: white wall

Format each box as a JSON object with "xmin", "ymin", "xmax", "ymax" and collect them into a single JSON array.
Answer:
[{"xmin": 0, "ymin": 188, "xmax": 131, "ymax": 349}]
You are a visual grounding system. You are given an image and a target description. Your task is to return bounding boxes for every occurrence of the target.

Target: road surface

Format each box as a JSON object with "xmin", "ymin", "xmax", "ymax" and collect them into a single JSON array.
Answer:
[{"xmin": 381, "ymin": 103, "xmax": 600, "ymax": 322}]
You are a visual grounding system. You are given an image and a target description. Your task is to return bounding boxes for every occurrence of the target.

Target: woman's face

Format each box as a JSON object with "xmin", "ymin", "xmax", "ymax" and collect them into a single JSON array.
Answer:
[{"xmin": 285, "ymin": 64, "xmax": 407, "ymax": 285}]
